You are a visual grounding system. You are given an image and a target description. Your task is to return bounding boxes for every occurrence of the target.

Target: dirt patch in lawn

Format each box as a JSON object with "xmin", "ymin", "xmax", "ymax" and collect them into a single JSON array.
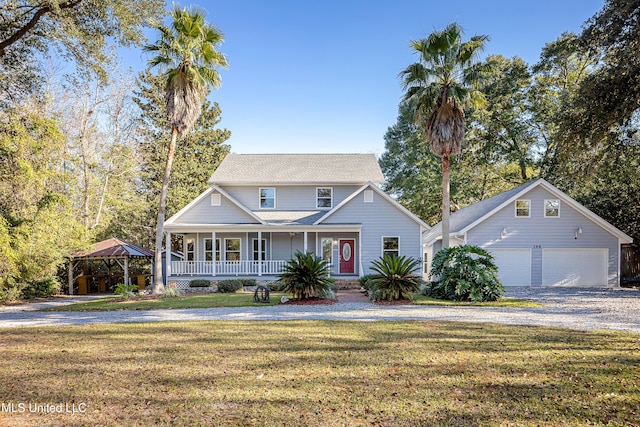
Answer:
[{"xmin": 280, "ymin": 297, "xmax": 337, "ymax": 305}]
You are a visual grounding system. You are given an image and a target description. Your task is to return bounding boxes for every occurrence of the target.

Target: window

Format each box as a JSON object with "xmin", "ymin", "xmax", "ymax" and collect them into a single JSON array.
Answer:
[
  {"xmin": 224, "ymin": 238, "xmax": 241, "ymax": 261},
  {"xmin": 321, "ymin": 238, "xmax": 333, "ymax": 266},
  {"xmin": 423, "ymin": 252, "xmax": 429, "ymax": 274},
  {"xmin": 252, "ymin": 239, "xmax": 266, "ymax": 261},
  {"xmin": 185, "ymin": 238, "xmax": 195, "ymax": 261},
  {"xmin": 259, "ymin": 188, "xmax": 275, "ymax": 209},
  {"xmin": 544, "ymin": 199, "xmax": 560, "ymax": 217},
  {"xmin": 316, "ymin": 187, "xmax": 333, "ymax": 209},
  {"xmin": 204, "ymin": 238, "xmax": 220, "ymax": 261},
  {"xmin": 515, "ymin": 200, "xmax": 530, "ymax": 217},
  {"xmin": 382, "ymin": 237, "xmax": 399, "ymax": 257},
  {"xmin": 211, "ymin": 193, "xmax": 221, "ymax": 206},
  {"xmin": 364, "ymin": 190, "xmax": 374, "ymax": 203}
]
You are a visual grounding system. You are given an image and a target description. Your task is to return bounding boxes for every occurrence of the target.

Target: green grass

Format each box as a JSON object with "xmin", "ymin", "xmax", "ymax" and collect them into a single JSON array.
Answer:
[
  {"xmin": 0, "ymin": 321, "xmax": 637, "ymax": 426},
  {"xmin": 411, "ymin": 294, "xmax": 542, "ymax": 307},
  {"xmin": 40, "ymin": 292, "xmax": 285, "ymax": 312}
]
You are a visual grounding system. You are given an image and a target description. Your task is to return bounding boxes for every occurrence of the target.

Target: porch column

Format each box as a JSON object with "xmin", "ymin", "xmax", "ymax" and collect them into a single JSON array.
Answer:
[
  {"xmin": 304, "ymin": 231, "xmax": 308, "ymax": 253},
  {"xmin": 258, "ymin": 231, "xmax": 262, "ymax": 276},
  {"xmin": 358, "ymin": 230, "xmax": 363, "ymax": 277},
  {"xmin": 124, "ymin": 257, "xmax": 129, "ymax": 291},
  {"xmin": 212, "ymin": 231, "xmax": 216, "ymax": 276},
  {"xmin": 166, "ymin": 231, "xmax": 171, "ymax": 281},
  {"xmin": 68, "ymin": 260, "xmax": 74, "ymax": 295}
]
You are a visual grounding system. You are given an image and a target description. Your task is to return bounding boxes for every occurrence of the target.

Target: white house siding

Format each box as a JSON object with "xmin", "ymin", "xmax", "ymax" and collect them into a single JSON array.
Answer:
[
  {"xmin": 321, "ymin": 190, "xmax": 422, "ymax": 275},
  {"xmin": 222, "ymin": 185, "xmax": 362, "ymax": 211},
  {"xmin": 175, "ymin": 192, "xmax": 258, "ymax": 224},
  {"xmin": 469, "ymin": 186, "xmax": 620, "ymax": 287}
]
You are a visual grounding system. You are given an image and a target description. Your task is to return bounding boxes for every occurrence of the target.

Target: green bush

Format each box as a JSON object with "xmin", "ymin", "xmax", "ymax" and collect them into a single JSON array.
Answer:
[
  {"xmin": 114, "ymin": 283, "xmax": 135, "ymax": 299},
  {"xmin": 189, "ymin": 280, "xmax": 211, "ymax": 288},
  {"xmin": 359, "ymin": 274, "xmax": 376, "ymax": 291},
  {"xmin": 217, "ymin": 279, "xmax": 244, "ymax": 293},
  {"xmin": 279, "ymin": 251, "xmax": 335, "ymax": 300},
  {"xmin": 21, "ymin": 277, "xmax": 60, "ymax": 299},
  {"xmin": 236, "ymin": 278, "xmax": 257, "ymax": 287},
  {"xmin": 267, "ymin": 280, "xmax": 288, "ymax": 292},
  {"xmin": 425, "ymin": 245, "xmax": 504, "ymax": 302},
  {"xmin": 368, "ymin": 255, "xmax": 422, "ymax": 301},
  {"xmin": 161, "ymin": 287, "xmax": 182, "ymax": 298}
]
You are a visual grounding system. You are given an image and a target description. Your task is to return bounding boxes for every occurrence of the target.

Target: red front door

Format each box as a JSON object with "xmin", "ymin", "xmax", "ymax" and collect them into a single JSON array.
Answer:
[{"xmin": 339, "ymin": 239, "xmax": 355, "ymax": 274}]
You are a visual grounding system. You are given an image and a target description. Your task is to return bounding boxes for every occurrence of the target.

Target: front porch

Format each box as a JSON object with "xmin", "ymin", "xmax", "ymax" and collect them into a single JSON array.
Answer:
[{"xmin": 164, "ymin": 227, "xmax": 363, "ymax": 282}]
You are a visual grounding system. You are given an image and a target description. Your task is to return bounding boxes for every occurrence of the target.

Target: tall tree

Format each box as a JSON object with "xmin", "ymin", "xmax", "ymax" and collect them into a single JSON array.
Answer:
[
  {"xmin": 133, "ymin": 70, "xmax": 231, "ymax": 246},
  {"xmin": 400, "ymin": 23, "xmax": 488, "ymax": 248},
  {"xmin": 0, "ymin": 0, "xmax": 164, "ymax": 103},
  {"xmin": 144, "ymin": 5, "xmax": 228, "ymax": 293}
]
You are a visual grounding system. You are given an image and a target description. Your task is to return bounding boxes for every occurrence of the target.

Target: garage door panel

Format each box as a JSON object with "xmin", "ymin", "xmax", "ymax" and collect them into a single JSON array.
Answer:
[
  {"xmin": 490, "ymin": 249, "xmax": 531, "ymax": 287},
  {"xmin": 542, "ymin": 248, "xmax": 607, "ymax": 287}
]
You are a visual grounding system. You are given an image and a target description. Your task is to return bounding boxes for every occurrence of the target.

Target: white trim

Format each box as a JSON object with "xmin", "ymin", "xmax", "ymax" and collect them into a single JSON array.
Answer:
[
  {"xmin": 338, "ymin": 239, "xmax": 356, "ymax": 274},
  {"xmin": 224, "ymin": 238, "xmax": 241, "ymax": 262},
  {"xmin": 314, "ymin": 182, "xmax": 431, "ymax": 230},
  {"xmin": 381, "ymin": 236, "xmax": 400, "ymax": 257},
  {"xmin": 544, "ymin": 199, "xmax": 560, "ymax": 218},
  {"xmin": 165, "ymin": 185, "xmax": 265, "ymax": 226},
  {"xmin": 316, "ymin": 187, "xmax": 333, "ymax": 210},
  {"xmin": 455, "ymin": 179, "xmax": 632, "ymax": 243},
  {"xmin": 515, "ymin": 199, "xmax": 531, "ymax": 218},
  {"xmin": 259, "ymin": 187, "xmax": 276, "ymax": 209}
]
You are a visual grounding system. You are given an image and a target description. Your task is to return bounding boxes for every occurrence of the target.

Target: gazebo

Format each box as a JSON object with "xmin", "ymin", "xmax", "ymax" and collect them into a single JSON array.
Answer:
[{"xmin": 68, "ymin": 238, "xmax": 155, "ymax": 295}]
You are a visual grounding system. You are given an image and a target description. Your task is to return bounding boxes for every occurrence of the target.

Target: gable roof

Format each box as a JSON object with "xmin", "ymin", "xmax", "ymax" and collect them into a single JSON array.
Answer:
[
  {"xmin": 314, "ymin": 182, "xmax": 431, "ymax": 230},
  {"xmin": 424, "ymin": 179, "xmax": 633, "ymax": 244},
  {"xmin": 75, "ymin": 238, "xmax": 154, "ymax": 259},
  {"xmin": 208, "ymin": 153, "xmax": 385, "ymax": 185}
]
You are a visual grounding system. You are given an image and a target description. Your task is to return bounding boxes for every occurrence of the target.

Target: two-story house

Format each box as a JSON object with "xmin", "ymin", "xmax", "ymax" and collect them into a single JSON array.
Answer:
[{"xmin": 163, "ymin": 153, "xmax": 430, "ymax": 288}]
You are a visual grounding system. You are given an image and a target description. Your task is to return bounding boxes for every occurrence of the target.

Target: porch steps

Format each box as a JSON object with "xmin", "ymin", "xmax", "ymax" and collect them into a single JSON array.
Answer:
[{"xmin": 334, "ymin": 279, "xmax": 362, "ymax": 290}]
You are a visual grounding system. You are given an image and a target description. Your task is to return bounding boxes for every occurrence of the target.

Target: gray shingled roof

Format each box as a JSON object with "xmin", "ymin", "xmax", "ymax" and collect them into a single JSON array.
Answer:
[
  {"xmin": 252, "ymin": 210, "xmax": 326, "ymax": 226},
  {"xmin": 208, "ymin": 153, "xmax": 385, "ymax": 185},
  {"xmin": 424, "ymin": 180, "xmax": 539, "ymax": 243}
]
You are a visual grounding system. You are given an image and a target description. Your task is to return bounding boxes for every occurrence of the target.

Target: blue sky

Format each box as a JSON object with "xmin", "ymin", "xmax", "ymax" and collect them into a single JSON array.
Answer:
[{"xmin": 127, "ymin": 0, "xmax": 604, "ymax": 155}]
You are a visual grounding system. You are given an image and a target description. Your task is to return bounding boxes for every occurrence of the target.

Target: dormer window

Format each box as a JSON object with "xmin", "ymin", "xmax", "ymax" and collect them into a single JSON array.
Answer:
[
  {"xmin": 545, "ymin": 199, "xmax": 560, "ymax": 217},
  {"xmin": 316, "ymin": 187, "xmax": 333, "ymax": 209},
  {"xmin": 259, "ymin": 188, "xmax": 275, "ymax": 209},
  {"xmin": 515, "ymin": 200, "xmax": 530, "ymax": 217}
]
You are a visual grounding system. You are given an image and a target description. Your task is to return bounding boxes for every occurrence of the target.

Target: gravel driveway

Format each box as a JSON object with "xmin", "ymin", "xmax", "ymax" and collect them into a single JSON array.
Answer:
[{"xmin": 0, "ymin": 287, "xmax": 638, "ymax": 332}]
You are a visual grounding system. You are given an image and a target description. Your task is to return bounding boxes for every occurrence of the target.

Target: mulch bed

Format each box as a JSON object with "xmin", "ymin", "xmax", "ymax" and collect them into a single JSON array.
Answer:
[{"xmin": 280, "ymin": 297, "xmax": 337, "ymax": 305}]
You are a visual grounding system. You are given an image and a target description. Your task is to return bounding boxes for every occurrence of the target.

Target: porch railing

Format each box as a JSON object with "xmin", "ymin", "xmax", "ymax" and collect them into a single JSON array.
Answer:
[{"xmin": 170, "ymin": 260, "xmax": 288, "ymax": 276}]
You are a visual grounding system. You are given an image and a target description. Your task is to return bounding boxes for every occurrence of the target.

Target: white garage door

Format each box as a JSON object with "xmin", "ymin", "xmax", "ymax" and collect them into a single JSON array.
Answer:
[
  {"xmin": 542, "ymin": 248, "xmax": 608, "ymax": 287},
  {"xmin": 490, "ymin": 249, "xmax": 531, "ymax": 286}
]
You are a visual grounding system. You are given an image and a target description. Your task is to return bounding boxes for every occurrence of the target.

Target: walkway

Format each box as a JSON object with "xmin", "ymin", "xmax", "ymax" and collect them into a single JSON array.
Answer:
[{"xmin": 0, "ymin": 288, "xmax": 638, "ymax": 333}]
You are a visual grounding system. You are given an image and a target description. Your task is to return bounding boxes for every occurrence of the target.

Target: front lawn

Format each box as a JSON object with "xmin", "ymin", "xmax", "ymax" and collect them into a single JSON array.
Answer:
[
  {"xmin": 41, "ymin": 291, "xmax": 285, "ymax": 312},
  {"xmin": 411, "ymin": 294, "xmax": 541, "ymax": 307},
  {"xmin": 0, "ymin": 321, "xmax": 638, "ymax": 426}
]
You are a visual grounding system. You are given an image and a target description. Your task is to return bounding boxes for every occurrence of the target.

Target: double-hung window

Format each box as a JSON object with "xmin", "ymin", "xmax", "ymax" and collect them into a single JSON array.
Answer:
[
  {"xmin": 515, "ymin": 200, "xmax": 530, "ymax": 217},
  {"xmin": 259, "ymin": 188, "xmax": 275, "ymax": 209},
  {"xmin": 544, "ymin": 199, "xmax": 560, "ymax": 217},
  {"xmin": 316, "ymin": 187, "xmax": 333, "ymax": 209},
  {"xmin": 225, "ymin": 239, "xmax": 241, "ymax": 261},
  {"xmin": 204, "ymin": 238, "xmax": 220, "ymax": 261},
  {"xmin": 382, "ymin": 237, "xmax": 399, "ymax": 257}
]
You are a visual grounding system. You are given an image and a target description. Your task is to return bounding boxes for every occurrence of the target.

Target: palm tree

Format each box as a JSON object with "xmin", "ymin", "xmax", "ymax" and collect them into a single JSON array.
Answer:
[
  {"xmin": 400, "ymin": 23, "xmax": 488, "ymax": 249},
  {"xmin": 144, "ymin": 4, "xmax": 228, "ymax": 293}
]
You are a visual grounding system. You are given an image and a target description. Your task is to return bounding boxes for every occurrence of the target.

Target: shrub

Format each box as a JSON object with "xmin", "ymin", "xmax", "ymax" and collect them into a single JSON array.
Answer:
[
  {"xmin": 267, "ymin": 280, "xmax": 288, "ymax": 292},
  {"xmin": 236, "ymin": 278, "xmax": 257, "ymax": 287},
  {"xmin": 368, "ymin": 255, "xmax": 422, "ymax": 301},
  {"xmin": 189, "ymin": 280, "xmax": 211, "ymax": 288},
  {"xmin": 21, "ymin": 277, "xmax": 60, "ymax": 299},
  {"xmin": 114, "ymin": 283, "xmax": 135, "ymax": 300},
  {"xmin": 425, "ymin": 245, "xmax": 504, "ymax": 302},
  {"xmin": 358, "ymin": 274, "xmax": 376, "ymax": 291},
  {"xmin": 279, "ymin": 251, "xmax": 335, "ymax": 300},
  {"xmin": 217, "ymin": 279, "xmax": 244, "ymax": 293},
  {"xmin": 161, "ymin": 287, "xmax": 181, "ymax": 298}
]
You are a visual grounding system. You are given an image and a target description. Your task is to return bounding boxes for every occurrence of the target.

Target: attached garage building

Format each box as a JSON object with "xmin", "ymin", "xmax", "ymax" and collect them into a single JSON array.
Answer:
[{"xmin": 423, "ymin": 179, "xmax": 633, "ymax": 288}]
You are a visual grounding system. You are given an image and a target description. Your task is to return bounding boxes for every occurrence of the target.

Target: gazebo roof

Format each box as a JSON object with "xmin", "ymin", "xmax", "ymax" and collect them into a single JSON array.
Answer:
[{"xmin": 75, "ymin": 238, "xmax": 154, "ymax": 259}]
